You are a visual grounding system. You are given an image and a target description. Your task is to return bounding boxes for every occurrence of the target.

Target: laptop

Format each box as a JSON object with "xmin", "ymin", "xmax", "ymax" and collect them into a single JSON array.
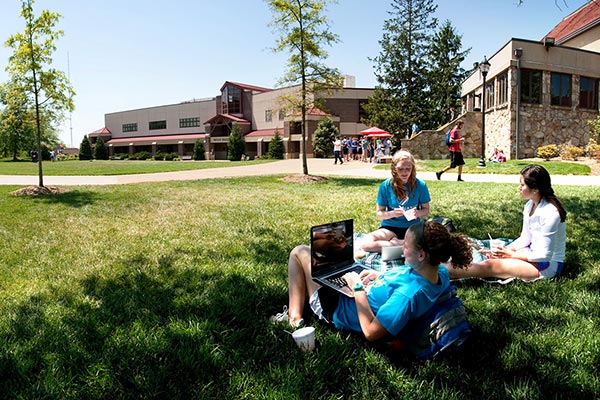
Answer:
[
  {"xmin": 310, "ymin": 219, "xmax": 372, "ymax": 297},
  {"xmin": 381, "ymin": 245, "xmax": 405, "ymax": 262}
]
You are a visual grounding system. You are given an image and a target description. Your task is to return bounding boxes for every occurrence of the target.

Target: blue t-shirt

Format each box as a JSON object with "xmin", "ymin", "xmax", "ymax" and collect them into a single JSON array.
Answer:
[
  {"xmin": 333, "ymin": 265, "xmax": 450, "ymax": 336},
  {"xmin": 377, "ymin": 178, "xmax": 431, "ymax": 229}
]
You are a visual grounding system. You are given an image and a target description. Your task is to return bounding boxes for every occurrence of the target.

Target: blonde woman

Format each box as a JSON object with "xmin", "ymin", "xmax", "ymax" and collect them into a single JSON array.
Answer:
[{"xmin": 357, "ymin": 150, "xmax": 431, "ymax": 253}]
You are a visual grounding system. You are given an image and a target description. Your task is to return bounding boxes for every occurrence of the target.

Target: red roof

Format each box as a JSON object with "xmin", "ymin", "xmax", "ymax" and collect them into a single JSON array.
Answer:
[
  {"xmin": 219, "ymin": 81, "xmax": 272, "ymax": 93},
  {"xmin": 90, "ymin": 127, "xmax": 111, "ymax": 135},
  {"xmin": 543, "ymin": 1, "xmax": 600, "ymax": 44},
  {"xmin": 245, "ymin": 128, "xmax": 281, "ymax": 138},
  {"xmin": 204, "ymin": 113, "xmax": 251, "ymax": 125},
  {"xmin": 106, "ymin": 134, "xmax": 204, "ymax": 144}
]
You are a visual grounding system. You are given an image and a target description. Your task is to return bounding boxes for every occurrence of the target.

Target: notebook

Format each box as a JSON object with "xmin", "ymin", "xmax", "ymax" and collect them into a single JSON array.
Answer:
[{"xmin": 310, "ymin": 219, "xmax": 371, "ymax": 297}]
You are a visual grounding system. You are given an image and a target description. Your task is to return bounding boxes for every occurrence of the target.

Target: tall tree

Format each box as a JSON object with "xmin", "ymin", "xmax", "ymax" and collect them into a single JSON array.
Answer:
[
  {"xmin": 79, "ymin": 135, "xmax": 92, "ymax": 161},
  {"xmin": 268, "ymin": 130, "xmax": 284, "ymax": 159},
  {"xmin": 366, "ymin": 0, "xmax": 437, "ymax": 142},
  {"xmin": 4, "ymin": 0, "xmax": 75, "ymax": 187},
  {"xmin": 227, "ymin": 123, "xmax": 245, "ymax": 161},
  {"xmin": 427, "ymin": 20, "xmax": 470, "ymax": 127},
  {"xmin": 0, "ymin": 85, "xmax": 36, "ymax": 160},
  {"xmin": 266, "ymin": 0, "xmax": 342, "ymax": 175},
  {"xmin": 312, "ymin": 117, "xmax": 338, "ymax": 158},
  {"xmin": 94, "ymin": 136, "xmax": 108, "ymax": 160}
]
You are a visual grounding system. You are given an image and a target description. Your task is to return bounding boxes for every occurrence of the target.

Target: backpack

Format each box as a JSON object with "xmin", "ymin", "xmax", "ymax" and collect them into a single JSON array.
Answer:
[
  {"xmin": 445, "ymin": 130, "xmax": 452, "ymax": 147},
  {"xmin": 424, "ymin": 215, "xmax": 456, "ymax": 233},
  {"xmin": 387, "ymin": 286, "xmax": 471, "ymax": 360}
]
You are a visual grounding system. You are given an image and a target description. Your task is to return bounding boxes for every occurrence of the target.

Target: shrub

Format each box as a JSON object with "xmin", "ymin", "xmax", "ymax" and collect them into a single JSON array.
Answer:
[
  {"xmin": 312, "ymin": 117, "xmax": 338, "ymax": 158},
  {"xmin": 268, "ymin": 130, "xmax": 284, "ymax": 159},
  {"xmin": 153, "ymin": 151, "xmax": 164, "ymax": 161},
  {"xmin": 586, "ymin": 138, "xmax": 600, "ymax": 159},
  {"xmin": 79, "ymin": 135, "xmax": 93, "ymax": 161},
  {"xmin": 94, "ymin": 136, "xmax": 109, "ymax": 160},
  {"xmin": 562, "ymin": 146, "xmax": 584, "ymax": 161},
  {"xmin": 164, "ymin": 152, "xmax": 178, "ymax": 161},
  {"xmin": 193, "ymin": 139, "xmax": 205, "ymax": 160},
  {"xmin": 131, "ymin": 151, "xmax": 152, "ymax": 160},
  {"xmin": 228, "ymin": 123, "xmax": 245, "ymax": 161},
  {"xmin": 536, "ymin": 144, "xmax": 559, "ymax": 160}
]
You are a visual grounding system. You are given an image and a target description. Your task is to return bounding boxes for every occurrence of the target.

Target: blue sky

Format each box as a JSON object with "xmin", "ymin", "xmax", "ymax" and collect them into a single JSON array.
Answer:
[{"xmin": 0, "ymin": 0, "xmax": 590, "ymax": 147}]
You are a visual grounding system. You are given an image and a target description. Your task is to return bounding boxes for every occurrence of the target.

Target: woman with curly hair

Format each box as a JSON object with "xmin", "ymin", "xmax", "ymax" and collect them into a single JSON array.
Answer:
[
  {"xmin": 450, "ymin": 164, "xmax": 567, "ymax": 281},
  {"xmin": 357, "ymin": 150, "xmax": 431, "ymax": 253},
  {"xmin": 271, "ymin": 221, "xmax": 472, "ymax": 339}
]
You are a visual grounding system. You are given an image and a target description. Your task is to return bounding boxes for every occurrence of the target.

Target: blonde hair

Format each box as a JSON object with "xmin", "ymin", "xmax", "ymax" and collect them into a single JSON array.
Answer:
[{"xmin": 390, "ymin": 150, "xmax": 416, "ymax": 200}]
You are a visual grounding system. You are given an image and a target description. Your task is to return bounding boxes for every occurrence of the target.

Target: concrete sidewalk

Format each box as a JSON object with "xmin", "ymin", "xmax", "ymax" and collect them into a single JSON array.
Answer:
[{"xmin": 0, "ymin": 158, "xmax": 599, "ymax": 186}]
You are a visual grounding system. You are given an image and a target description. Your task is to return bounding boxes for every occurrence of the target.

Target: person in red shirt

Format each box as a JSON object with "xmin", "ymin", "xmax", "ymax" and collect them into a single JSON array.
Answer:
[{"xmin": 436, "ymin": 120, "xmax": 466, "ymax": 182}]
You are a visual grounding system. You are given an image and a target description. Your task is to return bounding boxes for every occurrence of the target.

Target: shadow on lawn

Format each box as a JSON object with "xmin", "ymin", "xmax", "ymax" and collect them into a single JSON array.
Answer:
[{"xmin": 15, "ymin": 189, "xmax": 102, "ymax": 208}]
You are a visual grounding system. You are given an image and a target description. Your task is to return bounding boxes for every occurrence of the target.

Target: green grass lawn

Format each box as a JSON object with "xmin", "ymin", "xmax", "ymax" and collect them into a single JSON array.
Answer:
[
  {"xmin": 0, "ymin": 158, "xmax": 274, "ymax": 176},
  {"xmin": 0, "ymin": 177, "xmax": 599, "ymax": 399},
  {"xmin": 375, "ymin": 158, "xmax": 592, "ymax": 175}
]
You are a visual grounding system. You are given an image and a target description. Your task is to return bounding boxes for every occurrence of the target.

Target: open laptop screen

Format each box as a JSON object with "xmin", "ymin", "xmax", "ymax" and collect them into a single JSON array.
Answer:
[{"xmin": 310, "ymin": 219, "xmax": 354, "ymax": 275}]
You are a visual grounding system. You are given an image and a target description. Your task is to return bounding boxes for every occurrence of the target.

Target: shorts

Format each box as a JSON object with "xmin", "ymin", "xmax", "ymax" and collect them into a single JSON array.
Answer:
[
  {"xmin": 379, "ymin": 225, "xmax": 408, "ymax": 240},
  {"xmin": 535, "ymin": 261, "xmax": 564, "ymax": 279},
  {"xmin": 449, "ymin": 151, "xmax": 465, "ymax": 168},
  {"xmin": 309, "ymin": 287, "xmax": 339, "ymax": 324}
]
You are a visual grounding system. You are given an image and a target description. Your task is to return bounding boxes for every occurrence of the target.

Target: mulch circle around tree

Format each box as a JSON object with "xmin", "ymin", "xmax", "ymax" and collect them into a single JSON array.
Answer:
[
  {"xmin": 280, "ymin": 174, "xmax": 329, "ymax": 183},
  {"xmin": 10, "ymin": 186, "xmax": 69, "ymax": 196}
]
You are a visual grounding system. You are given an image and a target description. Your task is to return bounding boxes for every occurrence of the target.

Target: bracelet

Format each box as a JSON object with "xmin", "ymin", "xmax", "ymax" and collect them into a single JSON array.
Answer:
[{"xmin": 352, "ymin": 282, "xmax": 365, "ymax": 292}]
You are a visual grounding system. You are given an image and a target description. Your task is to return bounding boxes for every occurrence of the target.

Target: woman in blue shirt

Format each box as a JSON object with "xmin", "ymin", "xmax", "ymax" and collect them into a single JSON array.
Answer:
[
  {"xmin": 270, "ymin": 221, "xmax": 472, "ymax": 340},
  {"xmin": 357, "ymin": 150, "xmax": 431, "ymax": 254}
]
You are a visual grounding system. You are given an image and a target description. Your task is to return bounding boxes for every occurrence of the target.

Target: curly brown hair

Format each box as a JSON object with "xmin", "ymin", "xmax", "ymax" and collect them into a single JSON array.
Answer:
[
  {"xmin": 409, "ymin": 220, "xmax": 472, "ymax": 269},
  {"xmin": 390, "ymin": 150, "xmax": 416, "ymax": 200}
]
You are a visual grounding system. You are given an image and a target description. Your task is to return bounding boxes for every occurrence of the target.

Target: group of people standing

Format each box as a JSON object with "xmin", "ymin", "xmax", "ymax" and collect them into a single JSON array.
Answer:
[
  {"xmin": 272, "ymin": 148, "xmax": 568, "ymax": 347},
  {"xmin": 333, "ymin": 136, "xmax": 393, "ymax": 165}
]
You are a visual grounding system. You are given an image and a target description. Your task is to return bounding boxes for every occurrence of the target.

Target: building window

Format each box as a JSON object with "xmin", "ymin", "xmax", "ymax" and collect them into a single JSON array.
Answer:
[
  {"xmin": 122, "ymin": 123, "xmax": 137, "ymax": 133},
  {"xmin": 580, "ymin": 76, "xmax": 599, "ymax": 110},
  {"xmin": 289, "ymin": 121, "xmax": 302, "ymax": 135},
  {"xmin": 551, "ymin": 72, "xmax": 572, "ymax": 106},
  {"xmin": 179, "ymin": 117, "xmax": 200, "ymax": 128},
  {"xmin": 265, "ymin": 109, "xmax": 272, "ymax": 122},
  {"xmin": 521, "ymin": 69, "xmax": 542, "ymax": 104},
  {"xmin": 221, "ymin": 84, "xmax": 241, "ymax": 114},
  {"xmin": 149, "ymin": 120, "xmax": 167, "ymax": 130},
  {"xmin": 485, "ymin": 80, "xmax": 494, "ymax": 110},
  {"xmin": 278, "ymin": 109, "xmax": 286, "ymax": 121},
  {"xmin": 497, "ymin": 73, "xmax": 508, "ymax": 105}
]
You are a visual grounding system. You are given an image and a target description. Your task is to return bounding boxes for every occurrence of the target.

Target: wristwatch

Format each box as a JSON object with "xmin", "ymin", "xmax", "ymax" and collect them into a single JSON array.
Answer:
[{"xmin": 352, "ymin": 282, "xmax": 365, "ymax": 292}]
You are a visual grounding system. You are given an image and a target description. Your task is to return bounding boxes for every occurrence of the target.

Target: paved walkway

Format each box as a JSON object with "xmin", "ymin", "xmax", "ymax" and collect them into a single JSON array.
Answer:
[{"xmin": 1, "ymin": 158, "xmax": 599, "ymax": 186}]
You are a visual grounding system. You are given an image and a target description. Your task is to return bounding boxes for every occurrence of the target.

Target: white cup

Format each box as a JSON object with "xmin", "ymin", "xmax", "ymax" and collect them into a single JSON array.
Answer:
[
  {"xmin": 489, "ymin": 239, "xmax": 503, "ymax": 251},
  {"xmin": 292, "ymin": 326, "xmax": 316, "ymax": 352}
]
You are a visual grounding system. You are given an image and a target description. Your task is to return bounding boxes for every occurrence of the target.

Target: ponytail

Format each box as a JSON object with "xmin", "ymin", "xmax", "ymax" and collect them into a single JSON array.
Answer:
[{"xmin": 410, "ymin": 221, "xmax": 472, "ymax": 269}]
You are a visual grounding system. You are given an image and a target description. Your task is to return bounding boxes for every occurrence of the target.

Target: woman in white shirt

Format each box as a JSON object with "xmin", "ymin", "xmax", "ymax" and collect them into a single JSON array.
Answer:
[{"xmin": 450, "ymin": 164, "xmax": 567, "ymax": 281}]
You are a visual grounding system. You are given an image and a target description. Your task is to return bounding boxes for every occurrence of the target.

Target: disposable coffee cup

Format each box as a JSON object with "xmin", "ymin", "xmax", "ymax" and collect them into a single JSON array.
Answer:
[
  {"xmin": 292, "ymin": 326, "xmax": 315, "ymax": 352},
  {"xmin": 490, "ymin": 239, "xmax": 503, "ymax": 251}
]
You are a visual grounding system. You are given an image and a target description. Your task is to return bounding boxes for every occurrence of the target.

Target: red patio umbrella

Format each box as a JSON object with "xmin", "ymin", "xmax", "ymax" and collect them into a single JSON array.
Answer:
[{"xmin": 359, "ymin": 126, "xmax": 389, "ymax": 136}]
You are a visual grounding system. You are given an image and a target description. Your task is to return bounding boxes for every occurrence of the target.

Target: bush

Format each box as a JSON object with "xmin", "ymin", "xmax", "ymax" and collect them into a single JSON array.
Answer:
[
  {"xmin": 164, "ymin": 152, "xmax": 178, "ymax": 161},
  {"xmin": 193, "ymin": 139, "xmax": 205, "ymax": 160},
  {"xmin": 153, "ymin": 151, "xmax": 164, "ymax": 161},
  {"xmin": 228, "ymin": 123, "xmax": 245, "ymax": 161},
  {"xmin": 94, "ymin": 136, "xmax": 109, "ymax": 160},
  {"xmin": 562, "ymin": 146, "xmax": 584, "ymax": 161},
  {"xmin": 586, "ymin": 138, "xmax": 600, "ymax": 159},
  {"xmin": 131, "ymin": 151, "xmax": 152, "ymax": 160},
  {"xmin": 79, "ymin": 135, "xmax": 93, "ymax": 161},
  {"xmin": 110, "ymin": 153, "xmax": 128, "ymax": 160},
  {"xmin": 536, "ymin": 144, "xmax": 559, "ymax": 160},
  {"xmin": 268, "ymin": 130, "xmax": 284, "ymax": 159}
]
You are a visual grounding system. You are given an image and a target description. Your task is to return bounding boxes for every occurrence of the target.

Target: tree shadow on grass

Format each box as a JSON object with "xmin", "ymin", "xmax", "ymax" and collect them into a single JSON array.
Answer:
[{"xmin": 12, "ymin": 189, "xmax": 102, "ymax": 208}]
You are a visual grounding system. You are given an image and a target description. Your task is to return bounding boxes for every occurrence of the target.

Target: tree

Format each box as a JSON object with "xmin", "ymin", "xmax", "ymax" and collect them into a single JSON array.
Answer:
[
  {"xmin": 4, "ymin": 0, "xmax": 75, "ymax": 187},
  {"xmin": 365, "ymin": 0, "xmax": 438, "ymax": 142},
  {"xmin": 268, "ymin": 130, "xmax": 284, "ymax": 159},
  {"xmin": 426, "ymin": 20, "xmax": 469, "ymax": 127},
  {"xmin": 266, "ymin": 0, "xmax": 342, "ymax": 175},
  {"xmin": 94, "ymin": 136, "xmax": 108, "ymax": 160},
  {"xmin": 312, "ymin": 117, "xmax": 338, "ymax": 157},
  {"xmin": 193, "ymin": 138, "xmax": 205, "ymax": 160},
  {"xmin": 227, "ymin": 123, "xmax": 245, "ymax": 161},
  {"xmin": 0, "ymin": 86, "xmax": 36, "ymax": 160},
  {"xmin": 79, "ymin": 135, "xmax": 92, "ymax": 161}
]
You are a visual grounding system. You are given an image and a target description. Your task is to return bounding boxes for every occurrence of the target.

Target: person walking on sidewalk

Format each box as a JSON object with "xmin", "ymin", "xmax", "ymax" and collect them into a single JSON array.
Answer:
[
  {"xmin": 333, "ymin": 136, "xmax": 343, "ymax": 164},
  {"xmin": 436, "ymin": 120, "xmax": 466, "ymax": 182}
]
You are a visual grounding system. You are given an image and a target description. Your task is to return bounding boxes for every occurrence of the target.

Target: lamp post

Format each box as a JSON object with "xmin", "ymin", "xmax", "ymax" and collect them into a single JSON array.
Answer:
[{"xmin": 477, "ymin": 56, "xmax": 491, "ymax": 168}]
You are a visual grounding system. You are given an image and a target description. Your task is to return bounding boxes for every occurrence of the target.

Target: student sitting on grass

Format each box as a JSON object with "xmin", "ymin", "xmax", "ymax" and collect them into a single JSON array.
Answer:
[
  {"xmin": 450, "ymin": 164, "xmax": 567, "ymax": 282},
  {"xmin": 270, "ymin": 221, "xmax": 472, "ymax": 341}
]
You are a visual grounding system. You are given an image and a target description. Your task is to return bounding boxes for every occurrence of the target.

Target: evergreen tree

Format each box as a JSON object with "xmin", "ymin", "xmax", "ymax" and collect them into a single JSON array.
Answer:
[
  {"xmin": 79, "ymin": 135, "xmax": 92, "ymax": 160},
  {"xmin": 268, "ymin": 130, "xmax": 284, "ymax": 159},
  {"xmin": 94, "ymin": 136, "xmax": 109, "ymax": 160},
  {"xmin": 193, "ymin": 138, "xmax": 205, "ymax": 160},
  {"xmin": 312, "ymin": 117, "xmax": 338, "ymax": 158},
  {"xmin": 227, "ymin": 123, "xmax": 245, "ymax": 161},
  {"xmin": 427, "ymin": 20, "xmax": 470, "ymax": 127},
  {"xmin": 366, "ymin": 0, "xmax": 437, "ymax": 140}
]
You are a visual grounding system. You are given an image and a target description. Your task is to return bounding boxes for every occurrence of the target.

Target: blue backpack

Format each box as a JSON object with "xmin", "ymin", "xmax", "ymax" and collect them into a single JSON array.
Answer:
[
  {"xmin": 389, "ymin": 286, "xmax": 471, "ymax": 360},
  {"xmin": 445, "ymin": 130, "xmax": 452, "ymax": 147}
]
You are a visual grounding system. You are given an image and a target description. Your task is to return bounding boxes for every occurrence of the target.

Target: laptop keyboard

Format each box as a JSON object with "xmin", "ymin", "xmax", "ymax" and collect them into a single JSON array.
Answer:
[{"xmin": 326, "ymin": 265, "xmax": 365, "ymax": 288}]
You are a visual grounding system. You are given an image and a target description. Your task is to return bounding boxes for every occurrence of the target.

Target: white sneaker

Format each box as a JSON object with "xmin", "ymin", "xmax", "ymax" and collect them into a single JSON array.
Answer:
[{"xmin": 269, "ymin": 306, "xmax": 304, "ymax": 328}]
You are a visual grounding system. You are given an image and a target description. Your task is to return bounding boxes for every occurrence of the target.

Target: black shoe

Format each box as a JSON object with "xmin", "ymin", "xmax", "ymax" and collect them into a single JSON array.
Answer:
[
  {"xmin": 436, "ymin": 171, "xmax": 442, "ymax": 180},
  {"xmin": 457, "ymin": 177, "xmax": 464, "ymax": 182}
]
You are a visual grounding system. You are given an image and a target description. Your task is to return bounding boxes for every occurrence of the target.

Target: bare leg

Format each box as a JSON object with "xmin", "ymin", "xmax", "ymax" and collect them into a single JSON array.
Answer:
[
  {"xmin": 457, "ymin": 165, "xmax": 463, "ymax": 176},
  {"xmin": 356, "ymin": 228, "xmax": 403, "ymax": 253},
  {"xmin": 287, "ymin": 245, "xmax": 321, "ymax": 324},
  {"xmin": 449, "ymin": 258, "xmax": 540, "ymax": 281}
]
